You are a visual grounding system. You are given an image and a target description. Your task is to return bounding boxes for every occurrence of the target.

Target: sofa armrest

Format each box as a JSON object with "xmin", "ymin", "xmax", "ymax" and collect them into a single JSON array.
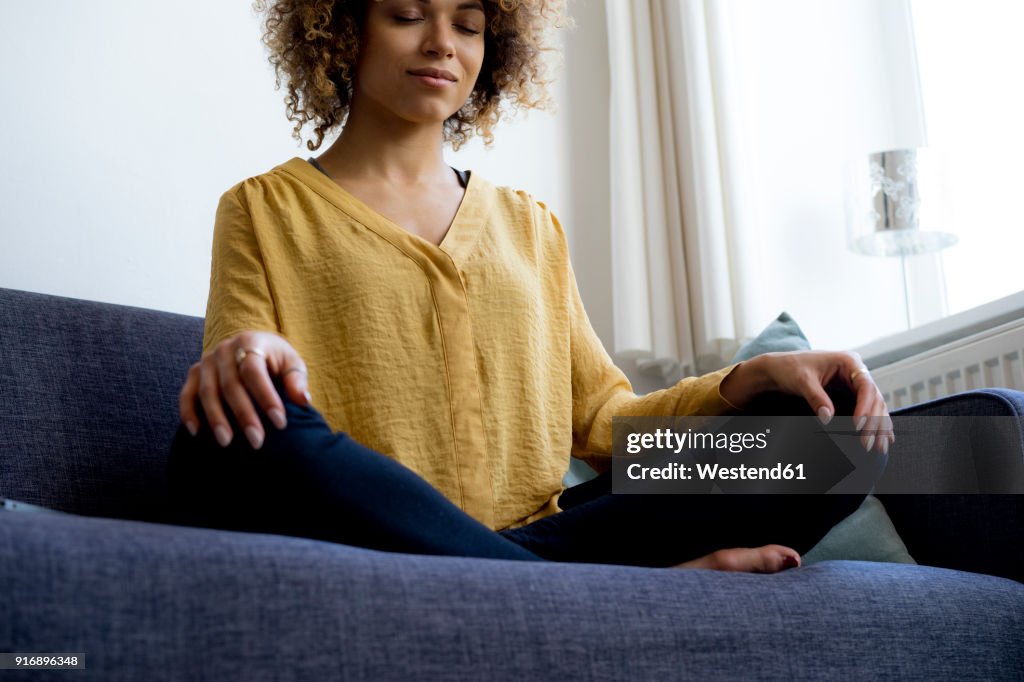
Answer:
[
  {"xmin": 882, "ymin": 388, "xmax": 1024, "ymax": 493},
  {"xmin": 2, "ymin": 512, "xmax": 1022, "ymax": 680},
  {"xmin": 876, "ymin": 388, "xmax": 1024, "ymax": 583},
  {"xmin": 742, "ymin": 385, "xmax": 1024, "ymax": 581}
]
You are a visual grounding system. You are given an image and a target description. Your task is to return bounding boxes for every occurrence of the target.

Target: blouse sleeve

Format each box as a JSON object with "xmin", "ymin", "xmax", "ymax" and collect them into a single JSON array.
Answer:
[
  {"xmin": 202, "ymin": 187, "xmax": 280, "ymax": 354},
  {"xmin": 562, "ymin": 228, "xmax": 743, "ymax": 470}
]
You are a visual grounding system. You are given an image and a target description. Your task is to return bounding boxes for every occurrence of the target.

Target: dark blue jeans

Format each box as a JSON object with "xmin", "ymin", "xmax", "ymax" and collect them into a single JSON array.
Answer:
[{"xmin": 167, "ymin": 380, "xmax": 878, "ymax": 567}]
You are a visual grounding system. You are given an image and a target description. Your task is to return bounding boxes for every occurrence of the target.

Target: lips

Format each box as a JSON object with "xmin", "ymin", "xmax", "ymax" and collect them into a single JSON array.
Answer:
[{"xmin": 407, "ymin": 67, "xmax": 457, "ymax": 82}]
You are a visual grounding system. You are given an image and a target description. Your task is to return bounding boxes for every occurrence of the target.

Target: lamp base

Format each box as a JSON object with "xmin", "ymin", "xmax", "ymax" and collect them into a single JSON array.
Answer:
[{"xmin": 850, "ymin": 230, "xmax": 957, "ymax": 257}]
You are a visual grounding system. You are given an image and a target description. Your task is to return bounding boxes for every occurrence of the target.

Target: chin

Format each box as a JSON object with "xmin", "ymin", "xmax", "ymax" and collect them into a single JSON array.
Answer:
[{"xmin": 398, "ymin": 107, "xmax": 463, "ymax": 127}]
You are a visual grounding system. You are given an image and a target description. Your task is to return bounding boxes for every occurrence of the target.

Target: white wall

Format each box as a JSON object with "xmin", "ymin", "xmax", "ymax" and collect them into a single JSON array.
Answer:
[
  {"xmin": 0, "ymin": 0, "xmax": 607, "ymax": 323},
  {"xmin": 4, "ymin": 1, "xmax": 1016, "ymax": 385}
]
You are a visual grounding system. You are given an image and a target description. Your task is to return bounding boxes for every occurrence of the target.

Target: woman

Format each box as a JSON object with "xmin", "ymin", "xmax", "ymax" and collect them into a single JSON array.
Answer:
[{"xmin": 169, "ymin": 0, "xmax": 894, "ymax": 573}]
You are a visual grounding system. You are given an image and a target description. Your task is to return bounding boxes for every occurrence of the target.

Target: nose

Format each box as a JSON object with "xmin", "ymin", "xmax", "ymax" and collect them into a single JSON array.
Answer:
[{"xmin": 421, "ymin": 19, "xmax": 456, "ymax": 58}]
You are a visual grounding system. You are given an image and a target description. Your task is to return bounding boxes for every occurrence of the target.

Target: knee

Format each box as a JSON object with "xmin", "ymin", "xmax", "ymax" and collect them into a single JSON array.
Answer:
[
  {"xmin": 742, "ymin": 377, "xmax": 858, "ymax": 417},
  {"xmin": 176, "ymin": 381, "xmax": 334, "ymax": 462},
  {"xmin": 255, "ymin": 397, "xmax": 340, "ymax": 462},
  {"xmin": 743, "ymin": 391, "xmax": 812, "ymax": 416}
]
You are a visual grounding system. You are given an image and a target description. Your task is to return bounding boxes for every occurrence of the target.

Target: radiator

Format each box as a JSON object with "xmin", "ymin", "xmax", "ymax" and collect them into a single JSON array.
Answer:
[{"xmin": 870, "ymin": 317, "xmax": 1024, "ymax": 409}]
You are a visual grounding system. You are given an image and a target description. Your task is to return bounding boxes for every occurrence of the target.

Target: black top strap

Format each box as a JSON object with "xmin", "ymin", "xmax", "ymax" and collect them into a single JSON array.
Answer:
[
  {"xmin": 452, "ymin": 168, "xmax": 470, "ymax": 188},
  {"xmin": 307, "ymin": 156, "xmax": 331, "ymax": 178}
]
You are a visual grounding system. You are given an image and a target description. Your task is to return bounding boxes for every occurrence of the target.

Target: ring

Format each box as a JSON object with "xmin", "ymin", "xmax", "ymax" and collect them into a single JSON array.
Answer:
[
  {"xmin": 235, "ymin": 347, "xmax": 267, "ymax": 368},
  {"xmin": 850, "ymin": 367, "xmax": 870, "ymax": 383}
]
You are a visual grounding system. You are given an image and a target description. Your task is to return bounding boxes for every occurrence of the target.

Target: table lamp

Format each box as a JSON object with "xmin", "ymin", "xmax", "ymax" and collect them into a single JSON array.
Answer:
[{"xmin": 846, "ymin": 148, "xmax": 957, "ymax": 328}]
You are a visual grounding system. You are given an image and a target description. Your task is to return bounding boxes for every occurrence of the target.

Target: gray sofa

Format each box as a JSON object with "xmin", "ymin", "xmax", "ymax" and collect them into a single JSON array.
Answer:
[{"xmin": 1, "ymin": 286, "xmax": 1022, "ymax": 681}]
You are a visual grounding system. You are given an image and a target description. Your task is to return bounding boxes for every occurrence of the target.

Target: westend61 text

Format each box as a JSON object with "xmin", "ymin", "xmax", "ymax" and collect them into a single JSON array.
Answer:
[
  {"xmin": 626, "ymin": 462, "xmax": 807, "ymax": 481},
  {"xmin": 625, "ymin": 428, "xmax": 770, "ymax": 455}
]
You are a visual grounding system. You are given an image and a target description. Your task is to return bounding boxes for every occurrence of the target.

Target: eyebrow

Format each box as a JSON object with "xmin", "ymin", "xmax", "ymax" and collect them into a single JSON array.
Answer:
[{"xmin": 415, "ymin": 0, "xmax": 486, "ymax": 11}]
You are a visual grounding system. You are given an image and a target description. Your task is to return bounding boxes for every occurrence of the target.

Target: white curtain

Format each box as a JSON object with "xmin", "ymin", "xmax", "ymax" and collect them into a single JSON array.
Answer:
[
  {"xmin": 604, "ymin": 0, "xmax": 927, "ymax": 381},
  {"xmin": 605, "ymin": 0, "xmax": 762, "ymax": 384}
]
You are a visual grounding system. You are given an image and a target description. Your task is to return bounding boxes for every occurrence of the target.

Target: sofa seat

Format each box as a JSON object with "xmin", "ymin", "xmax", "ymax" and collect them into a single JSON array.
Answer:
[{"xmin": 2, "ymin": 510, "xmax": 1022, "ymax": 681}]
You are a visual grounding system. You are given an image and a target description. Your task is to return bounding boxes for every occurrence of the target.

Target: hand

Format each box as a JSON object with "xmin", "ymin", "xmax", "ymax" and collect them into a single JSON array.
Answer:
[
  {"xmin": 723, "ymin": 350, "xmax": 894, "ymax": 455},
  {"xmin": 178, "ymin": 330, "xmax": 311, "ymax": 449}
]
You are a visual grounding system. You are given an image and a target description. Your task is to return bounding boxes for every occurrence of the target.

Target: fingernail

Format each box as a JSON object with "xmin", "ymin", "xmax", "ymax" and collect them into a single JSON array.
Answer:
[
  {"xmin": 304, "ymin": 391, "xmax": 312, "ymax": 404},
  {"xmin": 817, "ymin": 407, "xmax": 832, "ymax": 425},
  {"xmin": 856, "ymin": 416, "xmax": 867, "ymax": 431},
  {"xmin": 783, "ymin": 555, "xmax": 799, "ymax": 569},
  {"xmin": 881, "ymin": 438, "xmax": 889, "ymax": 456},
  {"xmin": 185, "ymin": 421, "xmax": 198, "ymax": 437},
  {"xmin": 865, "ymin": 435, "xmax": 875, "ymax": 452},
  {"xmin": 214, "ymin": 426, "xmax": 232, "ymax": 448},
  {"xmin": 245, "ymin": 426, "xmax": 264, "ymax": 450},
  {"xmin": 268, "ymin": 408, "xmax": 287, "ymax": 430}
]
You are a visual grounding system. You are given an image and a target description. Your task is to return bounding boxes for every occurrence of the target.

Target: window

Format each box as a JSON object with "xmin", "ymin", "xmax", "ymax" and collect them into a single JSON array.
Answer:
[
  {"xmin": 911, "ymin": 0, "xmax": 1024, "ymax": 316},
  {"xmin": 722, "ymin": 0, "xmax": 1023, "ymax": 350}
]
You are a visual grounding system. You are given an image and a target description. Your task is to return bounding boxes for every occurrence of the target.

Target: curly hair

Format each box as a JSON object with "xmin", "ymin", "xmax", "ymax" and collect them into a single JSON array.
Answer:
[{"xmin": 251, "ymin": 0, "xmax": 568, "ymax": 151}]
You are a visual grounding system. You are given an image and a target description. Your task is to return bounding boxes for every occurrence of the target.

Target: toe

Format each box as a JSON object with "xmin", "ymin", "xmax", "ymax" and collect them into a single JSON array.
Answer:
[{"xmin": 764, "ymin": 544, "xmax": 801, "ymax": 572}]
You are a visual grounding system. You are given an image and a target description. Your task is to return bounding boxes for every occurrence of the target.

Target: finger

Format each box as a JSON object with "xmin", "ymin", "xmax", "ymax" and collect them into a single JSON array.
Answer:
[
  {"xmin": 850, "ymin": 374, "xmax": 877, "ymax": 433},
  {"xmin": 237, "ymin": 351, "xmax": 288, "ymax": 430},
  {"xmin": 851, "ymin": 371, "xmax": 895, "ymax": 453},
  {"xmin": 280, "ymin": 359, "xmax": 311, "ymax": 406},
  {"xmin": 178, "ymin": 363, "xmax": 201, "ymax": 436},
  {"xmin": 799, "ymin": 375, "xmax": 835, "ymax": 425},
  {"xmin": 875, "ymin": 395, "xmax": 895, "ymax": 443},
  {"xmin": 859, "ymin": 392, "xmax": 889, "ymax": 453},
  {"xmin": 880, "ymin": 410, "xmax": 894, "ymax": 454},
  {"xmin": 216, "ymin": 348, "xmax": 266, "ymax": 450},
  {"xmin": 198, "ymin": 358, "xmax": 233, "ymax": 448},
  {"xmin": 864, "ymin": 411, "xmax": 882, "ymax": 453},
  {"xmin": 856, "ymin": 392, "xmax": 877, "ymax": 451}
]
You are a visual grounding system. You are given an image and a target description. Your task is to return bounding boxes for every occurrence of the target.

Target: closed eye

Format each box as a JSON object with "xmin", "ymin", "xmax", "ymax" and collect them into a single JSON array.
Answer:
[{"xmin": 394, "ymin": 15, "xmax": 481, "ymax": 35}]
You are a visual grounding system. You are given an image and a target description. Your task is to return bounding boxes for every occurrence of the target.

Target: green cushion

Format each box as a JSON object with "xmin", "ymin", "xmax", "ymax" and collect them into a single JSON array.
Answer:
[
  {"xmin": 730, "ymin": 312, "xmax": 916, "ymax": 566},
  {"xmin": 801, "ymin": 494, "xmax": 916, "ymax": 566},
  {"xmin": 731, "ymin": 311, "xmax": 810, "ymax": 360}
]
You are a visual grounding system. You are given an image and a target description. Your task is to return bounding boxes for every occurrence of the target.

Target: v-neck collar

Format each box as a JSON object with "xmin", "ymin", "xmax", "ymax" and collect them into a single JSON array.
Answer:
[{"xmin": 279, "ymin": 156, "xmax": 489, "ymax": 263}]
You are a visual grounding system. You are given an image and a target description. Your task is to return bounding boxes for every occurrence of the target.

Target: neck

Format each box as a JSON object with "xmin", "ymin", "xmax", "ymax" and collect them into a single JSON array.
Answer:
[{"xmin": 318, "ymin": 97, "xmax": 451, "ymax": 186}]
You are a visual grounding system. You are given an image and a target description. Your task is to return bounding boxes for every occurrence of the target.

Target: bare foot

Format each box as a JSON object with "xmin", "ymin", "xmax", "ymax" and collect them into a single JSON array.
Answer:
[{"xmin": 673, "ymin": 544, "xmax": 801, "ymax": 573}]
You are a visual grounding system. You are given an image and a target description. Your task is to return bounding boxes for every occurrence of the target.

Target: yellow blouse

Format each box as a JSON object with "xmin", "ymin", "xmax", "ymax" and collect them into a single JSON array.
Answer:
[{"xmin": 204, "ymin": 157, "xmax": 741, "ymax": 530}]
